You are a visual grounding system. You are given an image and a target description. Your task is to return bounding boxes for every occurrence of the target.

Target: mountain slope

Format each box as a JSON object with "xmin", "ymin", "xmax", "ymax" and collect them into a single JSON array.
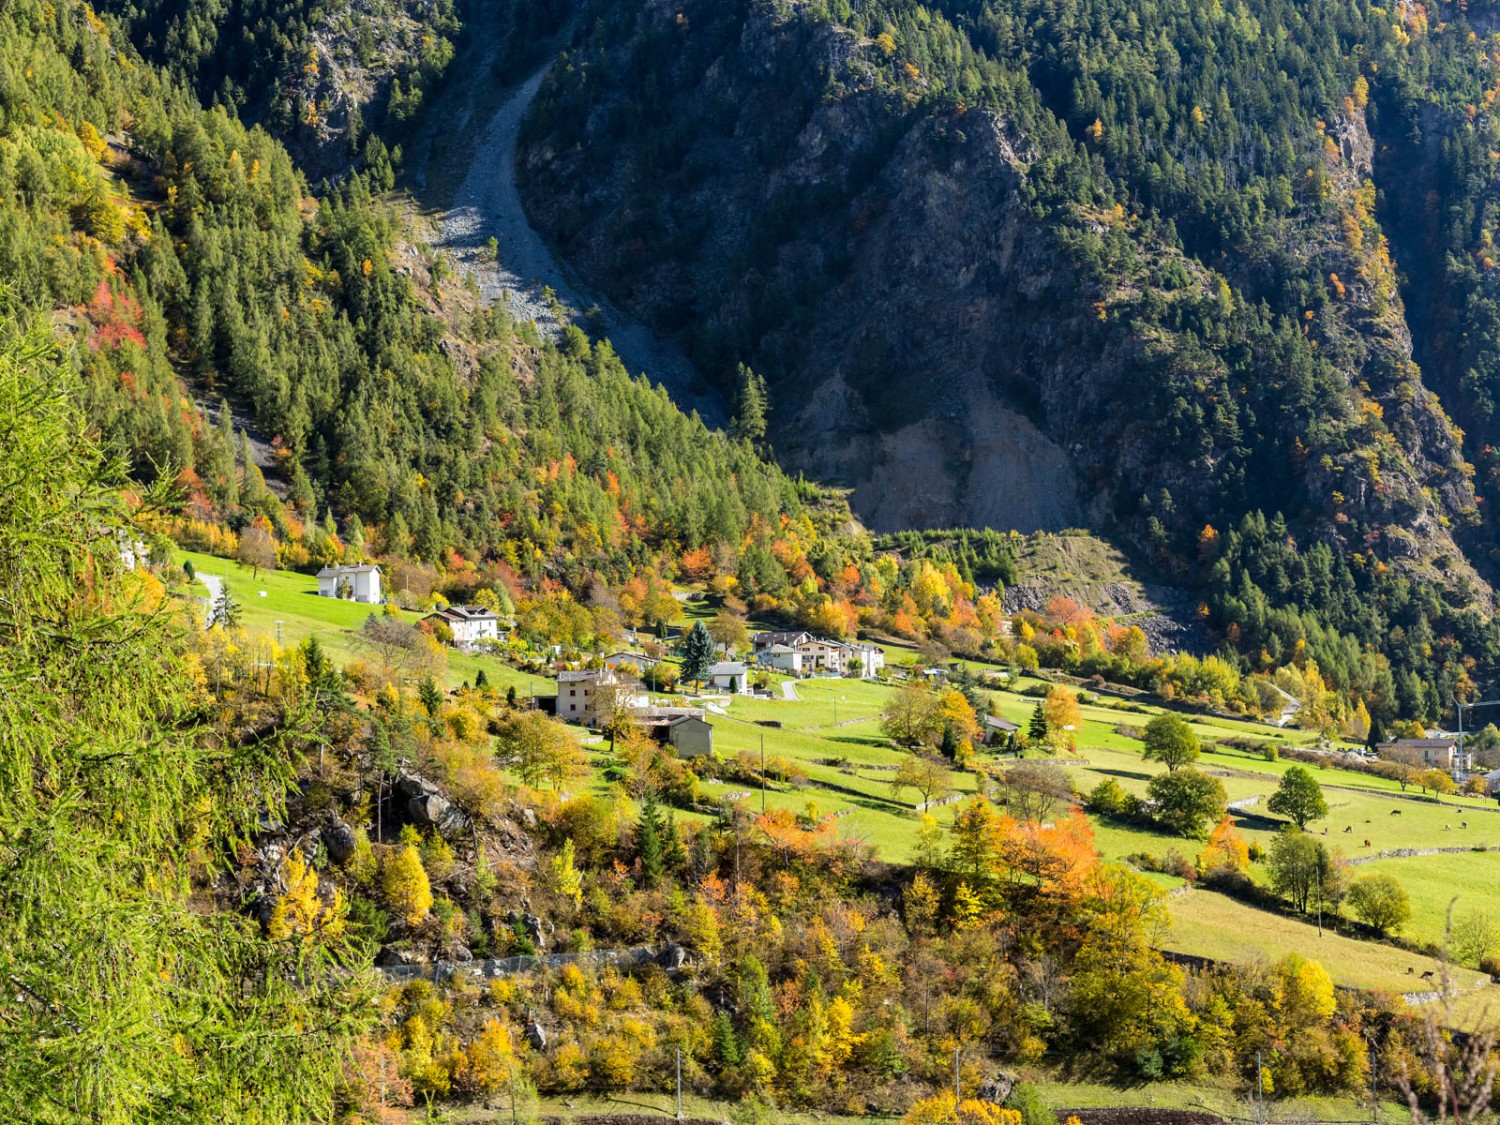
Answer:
[{"xmin": 513, "ymin": 0, "xmax": 1500, "ymax": 707}]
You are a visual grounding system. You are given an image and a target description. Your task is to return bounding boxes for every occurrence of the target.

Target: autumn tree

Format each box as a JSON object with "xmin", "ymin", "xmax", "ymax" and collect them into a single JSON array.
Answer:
[
  {"xmin": 890, "ymin": 753, "xmax": 954, "ymax": 810},
  {"xmin": 495, "ymin": 710, "xmax": 586, "ymax": 790},
  {"xmin": 237, "ymin": 523, "xmax": 278, "ymax": 577},
  {"xmin": 383, "ymin": 840, "xmax": 434, "ymax": 926},
  {"xmin": 1041, "ymin": 686, "xmax": 1081, "ymax": 751},
  {"xmin": 883, "ymin": 679, "xmax": 940, "ymax": 747},
  {"xmin": 1266, "ymin": 829, "xmax": 1336, "ymax": 913},
  {"xmin": 708, "ymin": 609, "xmax": 750, "ymax": 655},
  {"xmin": 1196, "ymin": 815, "xmax": 1250, "ymax": 878}
]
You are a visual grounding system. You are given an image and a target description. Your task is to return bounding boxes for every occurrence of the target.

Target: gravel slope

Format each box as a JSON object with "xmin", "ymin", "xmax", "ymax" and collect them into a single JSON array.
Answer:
[{"xmin": 425, "ymin": 44, "xmax": 727, "ymax": 427}]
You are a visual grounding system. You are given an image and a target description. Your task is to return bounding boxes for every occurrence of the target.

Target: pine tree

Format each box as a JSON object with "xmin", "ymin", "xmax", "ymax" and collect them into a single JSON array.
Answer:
[
  {"xmin": 729, "ymin": 363, "xmax": 769, "ymax": 444},
  {"xmin": 939, "ymin": 721, "xmax": 959, "ymax": 760},
  {"xmin": 637, "ymin": 790, "xmax": 665, "ymax": 886},
  {"xmin": 418, "ymin": 674, "xmax": 443, "ymax": 717},
  {"xmin": 0, "ymin": 318, "xmax": 367, "ymax": 1119},
  {"xmin": 1028, "ymin": 701, "xmax": 1048, "ymax": 746},
  {"xmin": 210, "ymin": 582, "xmax": 241, "ymax": 628},
  {"xmin": 662, "ymin": 811, "xmax": 687, "ymax": 872},
  {"xmin": 474, "ymin": 668, "xmax": 490, "ymax": 691},
  {"xmin": 680, "ymin": 620, "xmax": 716, "ymax": 687}
]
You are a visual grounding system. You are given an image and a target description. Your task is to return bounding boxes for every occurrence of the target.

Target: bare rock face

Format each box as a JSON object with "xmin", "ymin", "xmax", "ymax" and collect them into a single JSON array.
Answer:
[
  {"xmin": 395, "ymin": 769, "xmax": 468, "ymax": 835},
  {"xmin": 516, "ymin": 0, "xmax": 1488, "ymax": 604}
]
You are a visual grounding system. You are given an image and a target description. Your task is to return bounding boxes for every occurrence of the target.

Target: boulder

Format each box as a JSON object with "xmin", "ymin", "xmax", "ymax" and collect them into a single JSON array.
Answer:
[
  {"xmin": 657, "ymin": 943, "xmax": 687, "ymax": 970},
  {"xmin": 324, "ymin": 820, "xmax": 357, "ymax": 865},
  {"xmin": 395, "ymin": 770, "xmax": 468, "ymax": 834},
  {"xmin": 376, "ymin": 945, "xmax": 423, "ymax": 967},
  {"xmin": 525, "ymin": 1020, "xmax": 547, "ymax": 1050},
  {"xmin": 976, "ymin": 1074, "xmax": 1017, "ymax": 1104}
]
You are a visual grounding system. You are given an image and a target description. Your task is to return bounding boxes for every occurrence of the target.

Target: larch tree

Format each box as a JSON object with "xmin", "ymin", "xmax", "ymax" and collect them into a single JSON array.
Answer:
[{"xmin": 0, "ymin": 319, "xmax": 370, "ymax": 1122}]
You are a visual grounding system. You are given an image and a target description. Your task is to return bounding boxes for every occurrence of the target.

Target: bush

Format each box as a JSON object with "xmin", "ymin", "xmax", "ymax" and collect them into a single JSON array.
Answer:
[
  {"xmin": 1262, "ymin": 745, "xmax": 1279, "ymax": 762},
  {"xmin": 1088, "ymin": 777, "xmax": 1129, "ymax": 816},
  {"xmin": 1004, "ymin": 1082, "xmax": 1056, "ymax": 1125},
  {"xmin": 1248, "ymin": 841, "xmax": 1266, "ymax": 863}
]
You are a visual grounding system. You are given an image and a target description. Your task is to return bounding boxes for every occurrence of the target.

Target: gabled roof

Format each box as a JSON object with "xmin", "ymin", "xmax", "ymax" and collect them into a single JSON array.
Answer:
[
  {"xmin": 985, "ymin": 715, "xmax": 1020, "ymax": 731},
  {"xmin": 558, "ymin": 669, "xmax": 615, "ymax": 684},
  {"xmin": 763, "ymin": 644, "xmax": 799, "ymax": 655},
  {"xmin": 753, "ymin": 630, "xmax": 811, "ymax": 646},
  {"xmin": 1388, "ymin": 738, "xmax": 1456, "ymax": 750},
  {"xmin": 708, "ymin": 661, "xmax": 748, "ymax": 676},
  {"xmin": 441, "ymin": 604, "xmax": 497, "ymax": 622},
  {"xmin": 317, "ymin": 563, "xmax": 380, "ymax": 577}
]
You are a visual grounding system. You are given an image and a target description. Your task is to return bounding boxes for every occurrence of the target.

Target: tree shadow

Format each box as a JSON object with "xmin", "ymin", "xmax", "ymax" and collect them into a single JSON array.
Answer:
[{"xmin": 1094, "ymin": 766, "xmax": 1153, "ymax": 782}]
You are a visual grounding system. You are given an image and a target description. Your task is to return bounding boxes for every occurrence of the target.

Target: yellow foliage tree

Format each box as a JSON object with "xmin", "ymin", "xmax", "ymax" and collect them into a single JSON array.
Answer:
[
  {"xmin": 384, "ymin": 843, "xmax": 434, "ymax": 926},
  {"xmin": 903, "ymin": 1092, "xmax": 1023, "ymax": 1125},
  {"xmin": 1196, "ymin": 815, "xmax": 1250, "ymax": 877},
  {"xmin": 460, "ymin": 1019, "xmax": 517, "ymax": 1094},
  {"xmin": 267, "ymin": 847, "xmax": 345, "ymax": 942}
]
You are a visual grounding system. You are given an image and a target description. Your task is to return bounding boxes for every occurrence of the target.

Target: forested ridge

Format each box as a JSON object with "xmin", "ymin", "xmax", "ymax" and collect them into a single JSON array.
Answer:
[{"xmin": 507, "ymin": 0, "xmax": 1500, "ymax": 714}]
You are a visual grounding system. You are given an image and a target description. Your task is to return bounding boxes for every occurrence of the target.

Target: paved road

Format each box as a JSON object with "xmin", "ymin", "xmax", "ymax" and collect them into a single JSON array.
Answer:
[
  {"xmin": 424, "ymin": 36, "xmax": 727, "ymax": 427},
  {"xmin": 781, "ymin": 680, "xmax": 799, "ymax": 701},
  {"xmin": 198, "ymin": 571, "xmax": 223, "ymax": 627}
]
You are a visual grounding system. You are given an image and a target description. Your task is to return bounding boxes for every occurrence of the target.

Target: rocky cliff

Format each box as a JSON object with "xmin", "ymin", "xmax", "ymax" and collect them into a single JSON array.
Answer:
[{"xmin": 516, "ymin": 0, "xmax": 1485, "ymax": 610}]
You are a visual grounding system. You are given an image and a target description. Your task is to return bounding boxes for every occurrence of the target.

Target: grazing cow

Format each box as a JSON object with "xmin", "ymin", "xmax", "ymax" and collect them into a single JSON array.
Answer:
[
  {"xmin": 1391, "ymin": 809, "xmax": 1403, "ymax": 815},
  {"xmin": 1463, "ymin": 821, "xmax": 1469, "ymax": 829},
  {"xmin": 1363, "ymin": 839, "xmax": 1372, "ymax": 847},
  {"xmin": 1446, "ymin": 824, "xmax": 1452, "ymax": 830},
  {"xmin": 1344, "ymin": 825, "xmax": 1353, "ymax": 833},
  {"xmin": 1421, "ymin": 970, "xmax": 1436, "ymax": 980},
  {"xmin": 1408, "ymin": 967, "xmax": 1416, "ymax": 974}
]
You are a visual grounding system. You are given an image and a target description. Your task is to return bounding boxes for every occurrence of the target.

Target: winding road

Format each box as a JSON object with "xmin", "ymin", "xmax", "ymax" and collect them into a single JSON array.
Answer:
[{"xmin": 416, "ymin": 31, "xmax": 726, "ymax": 427}]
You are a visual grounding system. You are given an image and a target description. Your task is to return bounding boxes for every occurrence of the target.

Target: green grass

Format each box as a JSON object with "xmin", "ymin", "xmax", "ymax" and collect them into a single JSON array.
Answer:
[
  {"xmin": 177, "ymin": 550, "xmax": 553, "ymax": 695},
  {"xmin": 1355, "ymin": 851, "xmax": 1500, "ymax": 949},
  {"xmin": 1164, "ymin": 888, "xmax": 1488, "ymax": 995}
]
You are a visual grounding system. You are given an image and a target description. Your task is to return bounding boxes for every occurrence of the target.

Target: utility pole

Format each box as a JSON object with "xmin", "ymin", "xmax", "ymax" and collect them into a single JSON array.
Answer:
[
  {"xmin": 275, "ymin": 619, "xmax": 283, "ymax": 646},
  {"xmin": 1257, "ymin": 1050, "xmax": 1264, "ymax": 1125},
  {"xmin": 1316, "ymin": 864, "xmax": 1323, "ymax": 937},
  {"xmin": 761, "ymin": 733, "xmax": 767, "ymax": 813},
  {"xmin": 675, "ymin": 1047, "xmax": 683, "ymax": 1119},
  {"xmin": 953, "ymin": 1045, "xmax": 961, "ymax": 1100}
]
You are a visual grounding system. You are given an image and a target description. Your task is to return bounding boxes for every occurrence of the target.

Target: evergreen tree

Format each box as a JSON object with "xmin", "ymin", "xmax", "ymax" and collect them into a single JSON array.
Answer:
[
  {"xmin": 418, "ymin": 674, "xmax": 443, "ymax": 717},
  {"xmin": 680, "ymin": 620, "xmax": 716, "ymax": 687},
  {"xmin": 636, "ymin": 790, "xmax": 665, "ymax": 886},
  {"xmin": 729, "ymin": 362, "xmax": 768, "ymax": 444},
  {"xmin": 475, "ymin": 668, "xmax": 490, "ymax": 690},
  {"xmin": 210, "ymin": 582, "xmax": 241, "ymax": 629},
  {"xmin": 0, "ymin": 318, "xmax": 366, "ymax": 1120},
  {"xmin": 1028, "ymin": 701, "xmax": 1048, "ymax": 745}
]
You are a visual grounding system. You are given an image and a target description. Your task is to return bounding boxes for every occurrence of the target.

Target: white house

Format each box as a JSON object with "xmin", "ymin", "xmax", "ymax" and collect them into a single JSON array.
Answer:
[
  {"xmin": 842, "ymin": 642, "xmax": 885, "ymax": 679},
  {"xmin": 707, "ymin": 661, "xmax": 751, "ymax": 694},
  {"xmin": 424, "ymin": 605, "xmax": 501, "ymax": 650},
  {"xmin": 757, "ymin": 643, "xmax": 804, "ymax": 674},
  {"xmin": 316, "ymin": 563, "xmax": 382, "ymax": 603}
]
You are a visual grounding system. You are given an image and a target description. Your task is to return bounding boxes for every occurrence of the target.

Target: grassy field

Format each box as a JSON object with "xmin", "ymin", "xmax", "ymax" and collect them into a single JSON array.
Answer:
[
  {"xmin": 1356, "ymin": 851, "xmax": 1500, "ymax": 948},
  {"xmin": 1163, "ymin": 888, "xmax": 1488, "ymax": 995}
]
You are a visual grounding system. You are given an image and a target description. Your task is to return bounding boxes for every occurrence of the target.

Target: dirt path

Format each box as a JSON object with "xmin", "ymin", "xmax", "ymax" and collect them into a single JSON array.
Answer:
[
  {"xmin": 198, "ymin": 572, "xmax": 223, "ymax": 628},
  {"xmin": 413, "ymin": 25, "xmax": 726, "ymax": 426}
]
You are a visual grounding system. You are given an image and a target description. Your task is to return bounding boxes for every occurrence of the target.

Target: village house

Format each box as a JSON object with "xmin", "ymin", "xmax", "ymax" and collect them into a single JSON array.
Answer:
[
  {"xmin": 316, "ymin": 563, "xmax": 382, "ymax": 603},
  {"xmin": 751, "ymin": 631, "xmax": 885, "ymax": 678},
  {"xmin": 604, "ymin": 651, "xmax": 654, "ymax": 675},
  {"xmin": 424, "ymin": 604, "xmax": 502, "ymax": 650},
  {"xmin": 757, "ymin": 643, "xmax": 804, "ymax": 674},
  {"xmin": 555, "ymin": 668, "xmax": 645, "ymax": 725},
  {"xmin": 984, "ymin": 714, "xmax": 1020, "ymax": 746},
  {"xmin": 1380, "ymin": 738, "xmax": 1468, "ymax": 774},
  {"xmin": 632, "ymin": 705, "xmax": 715, "ymax": 758},
  {"xmin": 707, "ymin": 661, "xmax": 751, "ymax": 694}
]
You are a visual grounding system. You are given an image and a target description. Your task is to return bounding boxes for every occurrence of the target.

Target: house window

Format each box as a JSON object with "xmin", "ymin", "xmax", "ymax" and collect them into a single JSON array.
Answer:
[{"xmin": 569, "ymin": 689, "xmax": 576, "ymax": 697}]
